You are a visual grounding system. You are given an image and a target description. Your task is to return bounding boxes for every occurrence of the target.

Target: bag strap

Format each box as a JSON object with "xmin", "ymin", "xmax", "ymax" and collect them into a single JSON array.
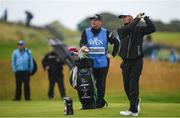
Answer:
[{"xmin": 25, "ymin": 48, "xmax": 32, "ymax": 70}]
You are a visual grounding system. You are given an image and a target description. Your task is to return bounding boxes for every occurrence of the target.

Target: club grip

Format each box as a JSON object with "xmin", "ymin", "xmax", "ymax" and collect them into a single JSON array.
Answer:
[{"xmin": 140, "ymin": 12, "xmax": 145, "ymax": 16}]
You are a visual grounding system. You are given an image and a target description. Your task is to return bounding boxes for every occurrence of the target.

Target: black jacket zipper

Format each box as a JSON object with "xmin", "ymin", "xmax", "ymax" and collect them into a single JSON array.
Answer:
[{"xmin": 127, "ymin": 33, "xmax": 132, "ymax": 58}]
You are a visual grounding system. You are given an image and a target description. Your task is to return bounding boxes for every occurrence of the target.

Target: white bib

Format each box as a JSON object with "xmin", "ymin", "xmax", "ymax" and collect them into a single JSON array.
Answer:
[{"xmin": 88, "ymin": 47, "xmax": 105, "ymax": 54}]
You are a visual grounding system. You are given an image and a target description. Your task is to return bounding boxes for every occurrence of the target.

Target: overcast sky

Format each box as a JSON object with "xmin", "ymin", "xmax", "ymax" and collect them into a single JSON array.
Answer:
[{"xmin": 0, "ymin": 0, "xmax": 180, "ymax": 30}]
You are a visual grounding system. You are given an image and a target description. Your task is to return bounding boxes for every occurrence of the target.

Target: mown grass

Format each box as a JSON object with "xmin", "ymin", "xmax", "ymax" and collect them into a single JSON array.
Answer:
[
  {"xmin": 0, "ymin": 101, "xmax": 180, "ymax": 117},
  {"xmin": 152, "ymin": 32, "xmax": 180, "ymax": 47}
]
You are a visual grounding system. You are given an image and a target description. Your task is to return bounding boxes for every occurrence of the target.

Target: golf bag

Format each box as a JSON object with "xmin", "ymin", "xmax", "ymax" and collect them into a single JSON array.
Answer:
[
  {"xmin": 49, "ymin": 39, "xmax": 97, "ymax": 109},
  {"xmin": 69, "ymin": 51, "xmax": 97, "ymax": 109}
]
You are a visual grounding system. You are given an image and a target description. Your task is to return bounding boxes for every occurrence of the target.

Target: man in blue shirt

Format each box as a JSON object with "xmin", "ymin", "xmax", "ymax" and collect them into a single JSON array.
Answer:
[
  {"xmin": 80, "ymin": 14, "xmax": 119, "ymax": 108},
  {"xmin": 11, "ymin": 40, "xmax": 34, "ymax": 101}
]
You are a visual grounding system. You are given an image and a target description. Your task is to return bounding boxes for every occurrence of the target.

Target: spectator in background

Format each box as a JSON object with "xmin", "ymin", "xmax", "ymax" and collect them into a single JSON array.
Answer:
[
  {"xmin": 11, "ymin": 40, "xmax": 34, "ymax": 101},
  {"xmin": 2, "ymin": 9, "xmax": 8, "ymax": 21},
  {"xmin": 143, "ymin": 35, "xmax": 154, "ymax": 58},
  {"xmin": 25, "ymin": 11, "xmax": 33, "ymax": 27},
  {"xmin": 150, "ymin": 49, "xmax": 158, "ymax": 61},
  {"xmin": 42, "ymin": 51, "xmax": 66, "ymax": 100},
  {"xmin": 168, "ymin": 49, "xmax": 177, "ymax": 63}
]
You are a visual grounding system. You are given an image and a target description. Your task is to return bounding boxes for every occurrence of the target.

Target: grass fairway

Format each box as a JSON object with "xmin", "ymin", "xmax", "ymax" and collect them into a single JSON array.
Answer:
[
  {"xmin": 152, "ymin": 32, "xmax": 180, "ymax": 47},
  {"xmin": 0, "ymin": 101, "xmax": 180, "ymax": 117}
]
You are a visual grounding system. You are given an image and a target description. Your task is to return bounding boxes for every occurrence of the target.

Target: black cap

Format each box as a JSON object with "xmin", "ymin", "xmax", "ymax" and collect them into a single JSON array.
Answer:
[{"xmin": 89, "ymin": 14, "xmax": 102, "ymax": 21}]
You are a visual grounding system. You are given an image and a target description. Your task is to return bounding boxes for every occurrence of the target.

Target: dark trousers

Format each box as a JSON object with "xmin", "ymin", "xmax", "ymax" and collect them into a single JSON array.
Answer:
[
  {"xmin": 120, "ymin": 57, "xmax": 143, "ymax": 113},
  {"xmin": 14, "ymin": 71, "xmax": 30, "ymax": 100},
  {"xmin": 93, "ymin": 59, "xmax": 109, "ymax": 105},
  {"xmin": 48, "ymin": 72, "xmax": 66, "ymax": 99}
]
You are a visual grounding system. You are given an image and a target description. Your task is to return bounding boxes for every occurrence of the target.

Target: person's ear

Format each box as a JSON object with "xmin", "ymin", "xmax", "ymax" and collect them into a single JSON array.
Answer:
[
  {"xmin": 99, "ymin": 21, "xmax": 102, "ymax": 26},
  {"xmin": 130, "ymin": 16, "xmax": 133, "ymax": 21}
]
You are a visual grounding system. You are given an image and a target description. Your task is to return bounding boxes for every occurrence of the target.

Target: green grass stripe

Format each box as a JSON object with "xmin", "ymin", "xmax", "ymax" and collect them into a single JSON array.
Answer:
[{"xmin": 0, "ymin": 101, "xmax": 180, "ymax": 117}]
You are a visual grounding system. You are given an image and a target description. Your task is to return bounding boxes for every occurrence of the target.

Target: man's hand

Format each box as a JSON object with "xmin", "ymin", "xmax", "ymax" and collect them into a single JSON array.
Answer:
[
  {"xmin": 107, "ymin": 53, "xmax": 113, "ymax": 58},
  {"xmin": 108, "ymin": 32, "xmax": 115, "ymax": 39},
  {"xmin": 136, "ymin": 12, "xmax": 145, "ymax": 19},
  {"xmin": 45, "ymin": 66, "xmax": 50, "ymax": 70},
  {"xmin": 143, "ymin": 16, "xmax": 150, "ymax": 19},
  {"xmin": 80, "ymin": 46, "xmax": 89, "ymax": 52}
]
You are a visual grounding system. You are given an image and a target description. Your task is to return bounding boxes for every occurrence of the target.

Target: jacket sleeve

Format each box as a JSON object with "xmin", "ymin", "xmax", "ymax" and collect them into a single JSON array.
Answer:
[
  {"xmin": 118, "ymin": 18, "xmax": 141, "ymax": 34},
  {"xmin": 80, "ymin": 30, "xmax": 87, "ymax": 47},
  {"xmin": 107, "ymin": 31, "xmax": 120, "ymax": 57},
  {"xmin": 41, "ymin": 54, "xmax": 48, "ymax": 70},
  {"xmin": 11, "ymin": 50, "xmax": 16, "ymax": 73},
  {"xmin": 142, "ymin": 16, "xmax": 156, "ymax": 35}
]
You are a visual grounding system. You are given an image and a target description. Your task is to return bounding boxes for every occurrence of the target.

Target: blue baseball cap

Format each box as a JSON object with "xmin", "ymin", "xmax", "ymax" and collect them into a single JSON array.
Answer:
[{"xmin": 18, "ymin": 40, "xmax": 25, "ymax": 45}]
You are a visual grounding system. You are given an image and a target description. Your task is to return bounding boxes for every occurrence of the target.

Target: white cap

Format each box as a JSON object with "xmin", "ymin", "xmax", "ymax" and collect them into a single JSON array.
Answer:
[{"xmin": 118, "ymin": 12, "xmax": 133, "ymax": 18}]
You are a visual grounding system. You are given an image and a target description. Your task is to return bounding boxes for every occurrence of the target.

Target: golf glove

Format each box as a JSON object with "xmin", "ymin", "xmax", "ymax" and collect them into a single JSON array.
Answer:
[{"xmin": 136, "ymin": 12, "xmax": 145, "ymax": 19}]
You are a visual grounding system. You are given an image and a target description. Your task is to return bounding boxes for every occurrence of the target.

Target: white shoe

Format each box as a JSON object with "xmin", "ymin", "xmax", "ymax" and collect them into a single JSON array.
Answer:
[
  {"xmin": 137, "ymin": 97, "xmax": 141, "ymax": 113},
  {"xmin": 131, "ymin": 112, "xmax": 138, "ymax": 116},
  {"xmin": 120, "ymin": 111, "xmax": 138, "ymax": 116},
  {"xmin": 120, "ymin": 111, "xmax": 132, "ymax": 116}
]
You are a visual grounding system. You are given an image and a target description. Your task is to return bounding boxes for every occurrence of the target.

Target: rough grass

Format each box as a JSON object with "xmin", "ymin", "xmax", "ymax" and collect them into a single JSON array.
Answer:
[
  {"xmin": 1, "ymin": 57, "xmax": 180, "ymax": 103},
  {"xmin": 0, "ymin": 101, "xmax": 180, "ymax": 117}
]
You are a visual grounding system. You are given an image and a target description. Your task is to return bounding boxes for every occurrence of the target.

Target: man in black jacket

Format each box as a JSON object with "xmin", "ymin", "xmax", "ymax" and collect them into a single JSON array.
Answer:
[
  {"xmin": 117, "ymin": 12, "xmax": 155, "ymax": 116},
  {"xmin": 42, "ymin": 51, "xmax": 66, "ymax": 99},
  {"xmin": 80, "ymin": 14, "xmax": 119, "ymax": 108}
]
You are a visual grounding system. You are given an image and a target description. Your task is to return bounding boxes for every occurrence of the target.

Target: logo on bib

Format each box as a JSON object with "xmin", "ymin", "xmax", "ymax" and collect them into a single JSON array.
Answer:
[{"xmin": 88, "ymin": 37, "xmax": 103, "ymax": 46}]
